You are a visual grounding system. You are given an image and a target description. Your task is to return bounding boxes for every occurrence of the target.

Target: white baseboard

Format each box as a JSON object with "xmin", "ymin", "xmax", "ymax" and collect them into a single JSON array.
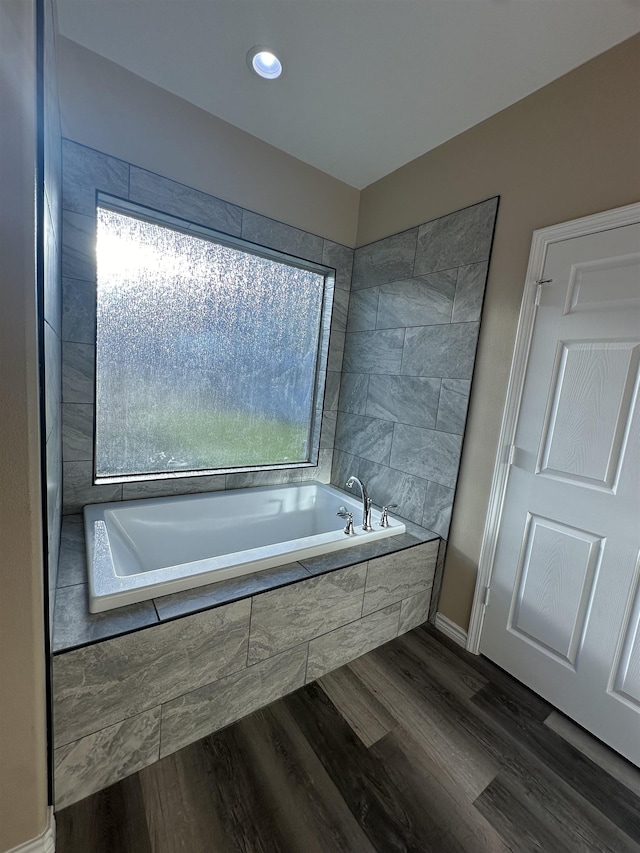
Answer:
[
  {"xmin": 5, "ymin": 809, "xmax": 55, "ymax": 853},
  {"xmin": 434, "ymin": 612, "xmax": 468, "ymax": 648}
]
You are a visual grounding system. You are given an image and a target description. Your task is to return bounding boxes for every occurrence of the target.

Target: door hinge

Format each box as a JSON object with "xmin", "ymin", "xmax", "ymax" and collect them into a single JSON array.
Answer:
[
  {"xmin": 534, "ymin": 278, "xmax": 553, "ymax": 306},
  {"xmin": 507, "ymin": 444, "xmax": 516, "ymax": 465},
  {"xmin": 483, "ymin": 586, "xmax": 491, "ymax": 607}
]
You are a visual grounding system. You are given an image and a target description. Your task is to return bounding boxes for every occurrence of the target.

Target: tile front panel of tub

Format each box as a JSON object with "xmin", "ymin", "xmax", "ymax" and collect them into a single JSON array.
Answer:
[{"xmin": 53, "ymin": 539, "xmax": 437, "ymax": 807}]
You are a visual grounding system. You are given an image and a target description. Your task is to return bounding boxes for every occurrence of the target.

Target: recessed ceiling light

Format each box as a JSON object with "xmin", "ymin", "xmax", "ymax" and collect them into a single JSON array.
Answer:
[{"xmin": 247, "ymin": 46, "xmax": 283, "ymax": 80}]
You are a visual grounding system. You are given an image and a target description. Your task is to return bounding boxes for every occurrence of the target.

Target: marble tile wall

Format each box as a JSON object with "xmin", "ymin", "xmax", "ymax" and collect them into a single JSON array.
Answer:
[
  {"xmin": 43, "ymin": 0, "xmax": 63, "ymax": 630},
  {"xmin": 53, "ymin": 539, "xmax": 437, "ymax": 808},
  {"xmin": 60, "ymin": 139, "xmax": 354, "ymax": 514},
  {"xmin": 331, "ymin": 198, "xmax": 498, "ymax": 541}
]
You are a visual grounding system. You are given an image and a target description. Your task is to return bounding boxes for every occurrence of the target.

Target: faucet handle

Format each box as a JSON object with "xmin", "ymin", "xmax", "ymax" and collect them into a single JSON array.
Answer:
[
  {"xmin": 379, "ymin": 504, "xmax": 398, "ymax": 528},
  {"xmin": 337, "ymin": 507, "xmax": 355, "ymax": 535}
]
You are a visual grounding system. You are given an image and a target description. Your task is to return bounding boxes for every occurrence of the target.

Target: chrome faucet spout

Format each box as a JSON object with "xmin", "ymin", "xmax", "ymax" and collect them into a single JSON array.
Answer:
[{"xmin": 345, "ymin": 475, "xmax": 373, "ymax": 531}]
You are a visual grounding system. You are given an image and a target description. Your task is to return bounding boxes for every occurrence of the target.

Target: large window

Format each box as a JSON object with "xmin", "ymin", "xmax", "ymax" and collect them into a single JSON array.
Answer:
[{"xmin": 94, "ymin": 197, "xmax": 333, "ymax": 483}]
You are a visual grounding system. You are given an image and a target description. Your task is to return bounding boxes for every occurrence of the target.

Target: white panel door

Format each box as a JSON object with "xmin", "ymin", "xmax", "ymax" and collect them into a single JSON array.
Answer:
[{"xmin": 480, "ymin": 220, "xmax": 640, "ymax": 765}]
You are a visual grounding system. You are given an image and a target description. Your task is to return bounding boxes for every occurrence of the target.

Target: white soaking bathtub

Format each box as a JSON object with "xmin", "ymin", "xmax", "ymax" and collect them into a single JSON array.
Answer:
[{"xmin": 84, "ymin": 481, "xmax": 405, "ymax": 612}]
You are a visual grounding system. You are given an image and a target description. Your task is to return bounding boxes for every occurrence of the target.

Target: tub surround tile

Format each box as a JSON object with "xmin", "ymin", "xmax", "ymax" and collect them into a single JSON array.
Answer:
[
  {"xmin": 160, "ymin": 645, "xmax": 308, "ymax": 758},
  {"xmin": 362, "ymin": 540, "xmax": 438, "ymax": 616},
  {"xmin": 347, "ymin": 288, "xmax": 379, "ymax": 332},
  {"xmin": 436, "ymin": 379, "xmax": 471, "ymax": 436},
  {"xmin": 331, "ymin": 449, "xmax": 360, "ymax": 492},
  {"xmin": 129, "ymin": 167, "xmax": 242, "ymax": 236},
  {"xmin": 306, "ymin": 604, "xmax": 401, "ymax": 682},
  {"xmin": 62, "ymin": 140, "xmax": 129, "ymax": 217},
  {"xmin": 323, "ymin": 370, "xmax": 341, "ymax": 412},
  {"xmin": 299, "ymin": 534, "xmax": 422, "ymax": 576},
  {"xmin": 121, "ymin": 474, "xmax": 226, "ymax": 501},
  {"xmin": 356, "ymin": 459, "xmax": 428, "ymax": 526},
  {"xmin": 331, "ymin": 287, "xmax": 350, "ymax": 333},
  {"xmin": 53, "ymin": 599, "xmax": 251, "ymax": 747},
  {"xmin": 52, "ymin": 584, "xmax": 158, "ymax": 654},
  {"xmin": 452, "ymin": 261, "xmax": 489, "ymax": 323},
  {"xmin": 376, "ymin": 271, "xmax": 456, "ymax": 330},
  {"xmin": 335, "ymin": 411, "xmax": 394, "ymax": 466},
  {"xmin": 401, "ymin": 322, "xmax": 479, "ymax": 380},
  {"xmin": 320, "ymin": 411, "xmax": 338, "ymax": 450},
  {"xmin": 154, "ymin": 562, "xmax": 310, "ymax": 622},
  {"xmin": 327, "ymin": 329, "xmax": 346, "ymax": 373},
  {"xmin": 62, "ymin": 342, "xmax": 94, "ymax": 404},
  {"xmin": 62, "ymin": 209, "xmax": 96, "ymax": 281},
  {"xmin": 62, "ymin": 278, "xmax": 96, "ymax": 345},
  {"xmin": 57, "ymin": 520, "xmax": 88, "ymax": 588},
  {"xmin": 44, "ymin": 323, "xmax": 61, "ymax": 442},
  {"xmin": 390, "ymin": 424, "xmax": 462, "ymax": 489},
  {"xmin": 54, "ymin": 707, "xmax": 160, "ymax": 810},
  {"xmin": 343, "ymin": 328, "xmax": 404, "ymax": 375},
  {"xmin": 241, "ymin": 210, "xmax": 323, "ymax": 263},
  {"xmin": 62, "ymin": 403, "xmax": 93, "ymax": 462},
  {"xmin": 248, "ymin": 564, "xmax": 367, "ymax": 664},
  {"xmin": 421, "ymin": 481, "xmax": 455, "ymax": 540},
  {"xmin": 224, "ymin": 468, "xmax": 303, "ymax": 490},
  {"xmin": 351, "ymin": 228, "xmax": 418, "ymax": 291},
  {"xmin": 414, "ymin": 198, "xmax": 498, "ymax": 276},
  {"xmin": 63, "ymin": 461, "xmax": 122, "ymax": 515},
  {"xmin": 322, "ymin": 239, "xmax": 354, "ymax": 292},
  {"xmin": 366, "ymin": 375, "xmax": 440, "ymax": 429},
  {"xmin": 338, "ymin": 372, "xmax": 369, "ymax": 415},
  {"xmin": 398, "ymin": 589, "xmax": 433, "ymax": 634}
]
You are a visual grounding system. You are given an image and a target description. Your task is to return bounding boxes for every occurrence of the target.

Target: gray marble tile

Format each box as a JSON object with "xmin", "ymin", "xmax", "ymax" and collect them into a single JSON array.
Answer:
[
  {"xmin": 347, "ymin": 288, "xmax": 379, "ymax": 331},
  {"xmin": 121, "ymin": 474, "xmax": 226, "ymax": 501},
  {"xmin": 304, "ymin": 448, "xmax": 333, "ymax": 484},
  {"xmin": 352, "ymin": 229, "xmax": 418, "ymax": 290},
  {"xmin": 129, "ymin": 166, "xmax": 242, "ymax": 236},
  {"xmin": 331, "ymin": 449, "xmax": 360, "ymax": 492},
  {"xmin": 343, "ymin": 329, "xmax": 404, "ymax": 375},
  {"xmin": 62, "ymin": 210, "xmax": 95, "ymax": 281},
  {"xmin": 44, "ymin": 199, "xmax": 62, "ymax": 336},
  {"xmin": 52, "ymin": 583, "xmax": 158, "ymax": 654},
  {"xmin": 376, "ymin": 270, "xmax": 456, "ymax": 329},
  {"xmin": 62, "ymin": 403, "xmax": 93, "ymax": 461},
  {"xmin": 338, "ymin": 372, "xmax": 369, "ymax": 415},
  {"xmin": 320, "ymin": 411, "xmax": 337, "ymax": 450},
  {"xmin": 334, "ymin": 411, "xmax": 394, "ymax": 465},
  {"xmin": 390, "ymin": 424, "xmax": 462, "ymax": 489},
  {"xmin": 401, "ymin": 322, "xmax": 479, "ymax": 379},
  {"xmin": 331, "ymin": 287, "xmax": 350, "ymax": 333},
  {"xmin": 300, "ymin": 535, "xmax": 421, "ymax": 577},
  {"xmin": 322, "ymin": 239, "xmax": 354, "ymax": 291},
  {"xmin": 414, "ymin": 197, "xmax": 498, "ymax": 276},
  {"xmin": 54, "ymin": 707, "xmax": 160, "ymax": 810},
  {"xmin": 225, "ymin": 467, "xmax": 303, "ymax": 490},
  {"xmin": 248, "ymin": 564, "xmax": 366, "ymax": 663},
  {"xmin": 44, "ymin": 322, "xmax": 61, "ymax": 441},
  {"xmin": 241, "ymin": 210, "xmax": 323, "ymax": 262},
  {"xmin": 401, "ymin": 518, "xmax": 440, "ymax": 543},
  {"xmin": 57, "ymin": 519, "xmax": 87, "ymax": 588},
  {"xmin": 62, "ymin": 278, "xmax": 95, "ymax": 344},
  {"xmin": 154, "ymin": 562, "xmax": 310, "ymax": 622},
  {"xmin": 362, "ymin": 541, "xmax": 438, "ymax": 615},
  {"xmin": 366, "ymin": 375, "xmax": 440, "ymax": 429},
  {"xmin": 160, "ymin": 645, "xmax": 307, "ymax": 758},
  {"xmin": 306, "ymin": 603, "xmax": 401, "ymax": 682},
  {"xmin": 53, "ymin": 599, "xmax": 251, "ymax": 747},
  {"xmin": 452, "ymin": 261, "xmax": 489, "ymax": 323},
  {"xmin": 436, "ymin": 378, "xmax": 471, "ymax": 435},
  {"xmin": 429, "ymin": 540, "xmax": 447, "ymax": 620},
  {"xmin": 327, "ymin": 329, "xmax": 346, "ymax": 373},
  {"xmin": 324, "ymin": 370, "xmax": 341, "ymax": 412},
  {"xmin": 63, "ymin": 461, "xmax": 121, "ymax": 515},
  {"xmin": 62, "ymin": 342, "xmax": 94, "ymax": 404},
  {"xmin": 356, "ymin": 458, "xmax": 428, "ymax": 526},
  {"xmin": 398, "ymin": 589, "xmax": 433, "ymax": 634},
  {"xmin": 422, "ymin": 481, "xmax": 454, "ymax": 540},
  {"xmin": 62, "ymin": 140, "xmax": 129, "ymax": 217}
]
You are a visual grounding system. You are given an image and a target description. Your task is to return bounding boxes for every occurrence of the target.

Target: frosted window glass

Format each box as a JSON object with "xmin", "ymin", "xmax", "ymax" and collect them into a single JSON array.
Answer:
[{"xmin": 95, "ymin": 206, "xmax": 328, "ymax": 480}]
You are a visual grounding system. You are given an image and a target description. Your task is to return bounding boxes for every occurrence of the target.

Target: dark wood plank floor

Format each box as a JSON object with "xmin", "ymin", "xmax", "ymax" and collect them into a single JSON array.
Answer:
[{"xmin": 56, "ymin": 626, "xmax": 640, "ymax": 853}]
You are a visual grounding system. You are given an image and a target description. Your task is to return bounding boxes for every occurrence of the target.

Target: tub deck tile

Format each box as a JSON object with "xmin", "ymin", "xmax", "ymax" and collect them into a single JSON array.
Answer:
[{"xmin": 300, "ymin": 532, "xmax": 425, "ymax": 576}]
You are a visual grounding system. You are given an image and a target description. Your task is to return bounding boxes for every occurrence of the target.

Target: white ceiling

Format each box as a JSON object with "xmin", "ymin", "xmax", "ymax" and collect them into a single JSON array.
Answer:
[{"xmin": 55, "ymin": 0, "xmax": 640, "ymax": 189}]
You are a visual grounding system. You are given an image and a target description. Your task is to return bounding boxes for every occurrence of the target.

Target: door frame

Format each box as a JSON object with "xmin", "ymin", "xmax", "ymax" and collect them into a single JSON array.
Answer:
[{"xmin": 467, "ymin": 201, "xmax": 640, "ymax": 655}]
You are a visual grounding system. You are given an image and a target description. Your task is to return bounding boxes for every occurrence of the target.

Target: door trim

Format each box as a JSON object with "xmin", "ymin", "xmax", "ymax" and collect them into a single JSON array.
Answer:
[{"xmin": 467, "ymin": 201, "xmax": 640, "ymax": 655}]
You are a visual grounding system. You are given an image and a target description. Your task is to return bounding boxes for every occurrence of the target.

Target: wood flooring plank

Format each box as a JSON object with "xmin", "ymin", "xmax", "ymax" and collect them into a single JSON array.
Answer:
[
  {"xmin": 397, "ymin": 627, "xmax": 488, "ymax": 700},
  {"xmin": 472, "ymin": 682, "xmax": 640, "ymax": 846},
  {"xmin": 372, "ymin": 728, "xmax": 515, "ymax": 853},
  {"xmin": 284, "ymin": 681, "xmax": 454, "ymax": 853},
  {"xmin": 318, "ymin": 665, "xmax": 398, "ymax": 747},
  {"xmin": 56, "ymin": 774, "xmax": 152, "ymax": 853},
  {"xmin": 235, "ymin": 704, "xmax": 377, "ymax": 853}
]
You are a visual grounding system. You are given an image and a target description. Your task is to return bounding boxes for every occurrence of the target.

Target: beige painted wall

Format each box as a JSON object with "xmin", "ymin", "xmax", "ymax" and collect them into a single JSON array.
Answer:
[
  {"xmin": 358, "ymin": 34, "xmax": 640, "ymax": 629},
  {"xmin": 0, "ymin": 1, "xmax": 50, "ymax": 850},
  {"xmin": 56, "ymin": 37, "xmax": 360, "ymax": 248}
]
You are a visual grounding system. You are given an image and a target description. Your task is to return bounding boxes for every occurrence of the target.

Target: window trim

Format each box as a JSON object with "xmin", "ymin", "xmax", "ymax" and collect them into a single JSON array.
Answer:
[{"xmin": 93, "ymin": 193, "xmax": 335, "ymax": 485}]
